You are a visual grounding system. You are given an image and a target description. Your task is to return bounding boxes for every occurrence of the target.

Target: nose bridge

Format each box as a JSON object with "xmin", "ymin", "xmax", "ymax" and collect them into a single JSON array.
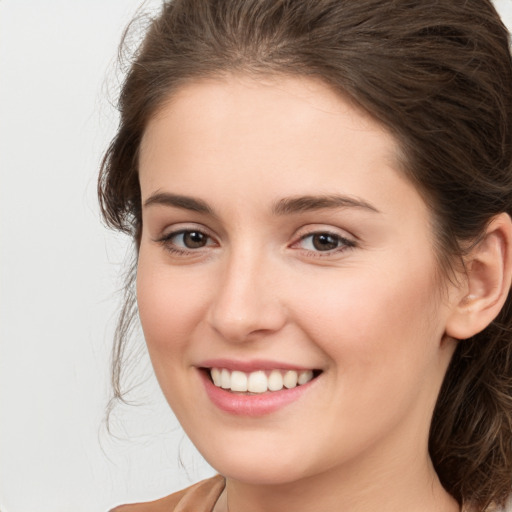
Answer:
[{"xmin": 207, "ymin": 241, "xmax": 285, "ymax": 342}]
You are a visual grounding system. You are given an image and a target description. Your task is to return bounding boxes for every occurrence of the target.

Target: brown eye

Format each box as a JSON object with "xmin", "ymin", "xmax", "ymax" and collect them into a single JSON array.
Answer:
[
  {"xmin": 160, "ymin": 229, "xmax": 212, "ymax": 252},
  {"xmin": 311, "ymin": 233, "xmax": 341, "ymax": 251},
  {"xmin": 182, "ymin": 231, "xmax": 208, "ymax": 248},
  {"xmin": 296, "ymin": 231, "xmax": 355, "ymax": 254}
]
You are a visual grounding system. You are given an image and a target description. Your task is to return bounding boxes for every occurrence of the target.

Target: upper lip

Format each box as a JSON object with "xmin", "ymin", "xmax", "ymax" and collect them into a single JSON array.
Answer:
[{"xmin": 198, "ymin": 358, "xmax": 318, "ymax": 373}]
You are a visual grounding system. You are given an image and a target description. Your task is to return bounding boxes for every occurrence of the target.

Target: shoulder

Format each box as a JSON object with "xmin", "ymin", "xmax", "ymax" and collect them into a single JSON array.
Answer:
[{"xmin": 110, "ymin": 475, "xmax": 225, "ymax": 512}]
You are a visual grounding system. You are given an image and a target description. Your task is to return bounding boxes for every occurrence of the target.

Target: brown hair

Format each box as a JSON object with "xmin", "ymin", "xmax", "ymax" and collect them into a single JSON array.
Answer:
[{"xmin": 98, "ymin": 0, "xmax": 512, "ymax": 509}]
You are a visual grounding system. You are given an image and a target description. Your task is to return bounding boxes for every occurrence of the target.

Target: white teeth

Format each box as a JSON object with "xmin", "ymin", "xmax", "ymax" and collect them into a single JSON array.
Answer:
[
  {"xmin": 268, "ymin": 369, "xmax": 284, "ymax": 391},
  {"xmin": 221, "ymin": 368, "xmax": 231, "ymax": 389},
  {"xmin": 298, "ymin": 370, "xmax": 314, "ymax": 385},
  {"xmin": 211, "ymin": 368, "xmax": 221, "ymax": 387},
  {"xmin": 209, "ymin": 368, "xmax": 316, "ymax": 393},
  {"xmin": 230, "ymin": 371, "xmax": 248, "ymax": 392},
  {"xmin": 283, "ymin": 370, "xmax": 298, "ymax": 389},
  {"xmin": 248, "ymin": 371, "xmax": 267, "ymax": 393}
]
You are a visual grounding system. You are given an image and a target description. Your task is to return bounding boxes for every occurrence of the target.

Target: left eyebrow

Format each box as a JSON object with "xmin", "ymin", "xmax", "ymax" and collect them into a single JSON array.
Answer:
[
  {"xmin": 143, "ymin": 192, "xmax": 214, "ymax": 215},
  {"xmin": 271, "ymin": 194, "xmax": 380, "ymax": 215}
]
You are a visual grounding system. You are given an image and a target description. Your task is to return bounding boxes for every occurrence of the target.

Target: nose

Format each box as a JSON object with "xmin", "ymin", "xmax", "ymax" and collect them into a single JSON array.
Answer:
[{"xmin": 207, "ymin": 248, "xmax": 287, "ymax": 343}]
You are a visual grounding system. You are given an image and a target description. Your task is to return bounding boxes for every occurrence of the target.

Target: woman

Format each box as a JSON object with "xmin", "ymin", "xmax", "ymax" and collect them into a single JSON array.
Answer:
[{"xmin": 100, "ymin": 1, "xmax": 512, "ymax": 511}]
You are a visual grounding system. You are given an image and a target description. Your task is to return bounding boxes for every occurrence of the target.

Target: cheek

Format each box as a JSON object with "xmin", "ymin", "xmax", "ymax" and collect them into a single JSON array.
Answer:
[
  {"xmin": 292, "ymin": 257, "xmax": 444, "ymax": 377},
  {"xmin": 136, "ymin": 252, "xmax": 207, "ymax": 361},
  {"xmin": 287, "ymin": 261, "xmax": 448, "ymax": 449}
]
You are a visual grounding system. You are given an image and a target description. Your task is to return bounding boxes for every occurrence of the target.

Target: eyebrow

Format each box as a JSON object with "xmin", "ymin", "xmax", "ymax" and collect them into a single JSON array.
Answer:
[
  {"xmin": 143, "ymin": 191, "xmax": 379, "ymax": 216},
  {"xmin": 271, "ymin": 194, "xmax": 380, "ymax": 215},
  {"xmin": 144, "ymin": 192, "xmax": 214, "ymax": 214}
]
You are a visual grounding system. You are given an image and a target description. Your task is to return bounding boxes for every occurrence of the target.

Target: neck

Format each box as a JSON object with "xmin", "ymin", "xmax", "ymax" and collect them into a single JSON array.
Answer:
[{"xmin": 219, "ymin": 448, "xmax": 459, "ymax": 512}]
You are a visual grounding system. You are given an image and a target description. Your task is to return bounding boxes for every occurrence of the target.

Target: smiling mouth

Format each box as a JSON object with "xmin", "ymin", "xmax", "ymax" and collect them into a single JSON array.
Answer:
[{"xmin": 204, "ymin": 368, "xmax": 322, "ymax": 394}]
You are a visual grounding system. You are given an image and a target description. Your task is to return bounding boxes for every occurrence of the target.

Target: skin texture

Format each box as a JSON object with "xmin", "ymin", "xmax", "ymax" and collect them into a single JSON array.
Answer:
[{"xmin": 136, "ymin": 75, "xmax": 469, "ymax": 512}]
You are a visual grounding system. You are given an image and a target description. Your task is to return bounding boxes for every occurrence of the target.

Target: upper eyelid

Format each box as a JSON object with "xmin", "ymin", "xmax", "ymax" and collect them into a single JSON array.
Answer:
[
  {"xmin": 298, "ymin": 228, "xmax": 350, "ymax": 238},
  {"xmin": 163, "ymin": 229, "xmax": 214, "ymax": 242},
  {"xmin": 293, "ymin": 224, "xmax": 357, "ymax": 241},
  {"xmin": 156, "ymin": 223, "xmax": 216, "ymax": 240}
]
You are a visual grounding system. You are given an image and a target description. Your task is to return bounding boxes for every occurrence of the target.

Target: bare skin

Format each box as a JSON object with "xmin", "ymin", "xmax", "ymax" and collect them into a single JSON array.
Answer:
[{"xmin": 137, "ymin": 74, "xmax": 511, "ymax": 512}]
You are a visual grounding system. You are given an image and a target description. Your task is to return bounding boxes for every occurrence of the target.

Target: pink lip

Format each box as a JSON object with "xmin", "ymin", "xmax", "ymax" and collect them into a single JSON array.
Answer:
[
  {"xmin": 198, "ymin": 369, "xmax": 319, "ymax": 417},
  {"xmin": 198, "ymin": 358, "xmax": 314, "ymax": 373}
]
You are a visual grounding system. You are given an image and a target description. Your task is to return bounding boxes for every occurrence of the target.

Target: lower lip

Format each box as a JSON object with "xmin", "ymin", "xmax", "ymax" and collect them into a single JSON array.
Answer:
[{"xmin": 200, "ymin": 370, "xmax": 317, "ymax": 417}]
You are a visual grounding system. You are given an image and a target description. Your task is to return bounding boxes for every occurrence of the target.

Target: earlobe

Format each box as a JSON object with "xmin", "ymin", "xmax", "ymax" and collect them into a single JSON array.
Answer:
[{"xmin": 445, "ymin": 213, "xmax": 512, "ymax": 340}]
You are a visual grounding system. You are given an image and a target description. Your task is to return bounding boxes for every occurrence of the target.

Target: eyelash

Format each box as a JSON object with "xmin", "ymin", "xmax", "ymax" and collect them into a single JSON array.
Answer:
[{"xmin": 156, "ymin": 228, "xmax": 356, "ymax": 257}]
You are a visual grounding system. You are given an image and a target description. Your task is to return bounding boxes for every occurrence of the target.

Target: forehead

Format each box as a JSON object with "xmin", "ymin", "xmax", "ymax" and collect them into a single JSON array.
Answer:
[
  {"xmin": 138, "ymin": 74, "xmax": 424, "ymax": 224},
  {"xmin": 148, "ymin": 74, "xmax": 375, "ymax": 126},
  {"xmin": 141, "ymin": 76, "xmax": 397, "ymax": 176},
  {"xmin": 143, "ymin": 74, "xmax": 391, "ymax": 146}
]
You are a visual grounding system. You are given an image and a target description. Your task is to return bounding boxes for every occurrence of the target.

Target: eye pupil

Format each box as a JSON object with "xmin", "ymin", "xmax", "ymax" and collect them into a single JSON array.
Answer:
[
  {"xmin": 312, "ymin": 233, "xmax": 339, "ymax": 251},
  {"xmin": 184, "ymin": 231, "xmax": 207, "ymax": 248}
]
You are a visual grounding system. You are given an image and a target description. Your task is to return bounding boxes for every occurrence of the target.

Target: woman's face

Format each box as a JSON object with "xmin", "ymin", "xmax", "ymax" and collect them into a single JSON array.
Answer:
[{"xmin": 137, "ymin": 75, "xmax": 458, "ymax": 485}]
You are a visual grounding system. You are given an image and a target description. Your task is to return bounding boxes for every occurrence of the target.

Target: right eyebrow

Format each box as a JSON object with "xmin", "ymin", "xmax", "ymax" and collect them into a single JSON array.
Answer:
[
  {"xmin": 143, "ymin": 192, "xmax": 214, "ymax": 215},
  {"xmin": 271, "ymin": 194, "xmax": 380, "ymax": 215}
]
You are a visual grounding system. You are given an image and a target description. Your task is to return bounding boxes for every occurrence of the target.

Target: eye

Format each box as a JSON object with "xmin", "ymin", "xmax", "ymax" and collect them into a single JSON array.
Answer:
[
  {"xmin": 157, "ymin": 228, "xmax": 216, "ymax": 254},
  {"xmin": 172, "ymin": 230, "xmax": 209, "ymax": 249},
  {"xmin": 296, "ymin": 231, "xmax": 356, "ymax": 253}
]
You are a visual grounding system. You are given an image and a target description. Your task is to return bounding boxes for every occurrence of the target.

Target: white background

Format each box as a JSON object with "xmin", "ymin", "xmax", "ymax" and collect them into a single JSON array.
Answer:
[{"xmin": 1, "ymin": 1, "xmax": 511, "ymax": 511}]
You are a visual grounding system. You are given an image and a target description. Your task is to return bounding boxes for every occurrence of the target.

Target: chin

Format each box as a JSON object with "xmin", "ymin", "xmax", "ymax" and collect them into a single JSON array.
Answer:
[
  {"xmin": 196, "ymin": 441, "xmax": 317, "ymax": 486},
  {"xmin": 214, "ymin": 461, "xmax": 305, "ymax": 486}
]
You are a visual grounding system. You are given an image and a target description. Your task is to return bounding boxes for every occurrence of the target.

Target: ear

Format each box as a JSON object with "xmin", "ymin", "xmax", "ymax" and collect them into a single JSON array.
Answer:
[{"xmin": 445, "ymin": 213, "xmax": 512, "ymax": 340}]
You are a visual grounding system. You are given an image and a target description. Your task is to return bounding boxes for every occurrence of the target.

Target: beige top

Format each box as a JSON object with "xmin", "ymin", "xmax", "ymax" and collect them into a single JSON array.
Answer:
[
  {"xmin": 111, "ymin": 475, "xmax": 512, "ymax": 512},
  {"xmin": 110, "ymin": 475, "xmax": 225, "ymax": 512}
]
